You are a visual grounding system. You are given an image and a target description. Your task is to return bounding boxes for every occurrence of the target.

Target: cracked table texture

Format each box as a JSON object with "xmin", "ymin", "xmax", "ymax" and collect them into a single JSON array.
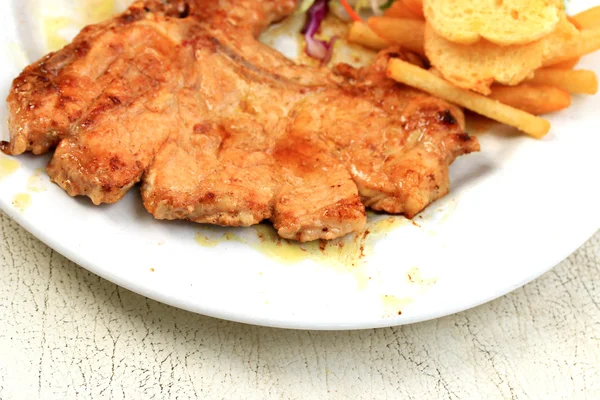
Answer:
[{"xmin": 0, "ymin": 210, "xmax": 598, "ymax": 400}]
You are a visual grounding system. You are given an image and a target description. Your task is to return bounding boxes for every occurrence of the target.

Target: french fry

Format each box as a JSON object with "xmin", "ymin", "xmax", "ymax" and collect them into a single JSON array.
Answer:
[
  {"xmin": 488, "ymin": 84, "xmax": 571, "ymax": 115},
  {"xmin": 403, "ymin": 0, "xmax": 424, "ymax": 19},
  {"xmin": 573, "ymin": 6, "xmax": 600, "ymax": 30},
  {"xmin": 526, "ymin": 68, "xmax": 598, "ymax": 95},
  {"xmin": 567, "ymin": 16, "xmax": 583, "ymax": 30},
  {"xmin": 387, "ymin": 59, "xmax": 551, "ymax": 138},
  {"xmin": 368, "ymin": 17, "xmax": 425, "ymax": 55},
  {"xmin": 548, "ymin": 57, "xmax": 580, "ymax": 69},
  {"xmin": 544, "ymin": 26, "xmax": 600, "ymax": 66},
  {"xmin": 428, "ymin": 67, "xmax": 443, "ymax": 78},
  {"xmin": 347, "ymin": 21, "xmax": 390, "ymax": 50},
  {"xmin": 384, "ymin": 1, "xmax": 420, "ymax": 19}
]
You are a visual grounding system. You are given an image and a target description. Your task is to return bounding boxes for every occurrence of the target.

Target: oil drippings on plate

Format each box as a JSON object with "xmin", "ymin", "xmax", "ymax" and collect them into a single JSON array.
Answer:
[
  {"xmin": 407, "ymin": 267, "xmax": 438, "ymax": 286},
  {"xmin": 195, "ymin": 214, "xmax": 409, "ymax": 268},
  {"xmin": 43, "ymin": 17, "xmax": 72, "ymax": 51},
  {"xmin": 378, "ymin": 268, "xmax": 439, "ymax": 317},
  {"xmin": 79, "ymin": 0, "xmax": 117, "ymax": 25},
  {"xmin": 381, "ymin": 294, "xmax": 413, "ymax": 317},
  {"xmin": 12, "ymin": 193, "xmax": 31, "ymax": 212},
  {"xmin": 27, "ymin": 168, "xmax": 47, "ymax": 193},
  {"xmin": 43, "ymin": 0, "xmax": 118, "ymax": 52},
  {"xmin": 0, "ymin": 158, "xmax": 20, "ymax": 181},
  {"xmin": 195, "ymin": 231, "xmax": 243, "ymax": 248}
]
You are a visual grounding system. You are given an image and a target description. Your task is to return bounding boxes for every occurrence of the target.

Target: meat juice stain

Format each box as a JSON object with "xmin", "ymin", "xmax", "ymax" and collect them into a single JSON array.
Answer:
[
  {"xmin": 43, "ymin": 17, "xmax": 73, "ymax": 52},
  {"xmin": 27, "ymin": 169, "xmax": 46, "ymax": 193},
  {"xmin": 79, "ymin": 0, "xmax": 117, "ymax": 24},
  {"xmin": 194, "ymin": 234, "xmax": 220, "ymax": 248},
  {"xmin": 381, "ymin": 295, "xmax": 413, "ymax": 318},
  {"xmin": 43, "ymin": 0, "xmax": 117, "ymax": 52},
  {"xmin": 12, "ymin": 193, "xmax": 31, "ymax": 212},
  {"xmin": 195, "ymin": 231, "xmax": 243, "ymax": 248},
  {"xmin": 195, "ymin": 215, "xmax": 435, "ymax": 308},
  {"xmin": 407, "ymin": 266, "xmax": 438, "ymax": 286},
  {"xmin": 0, "ymin": 158, "xmax": 19, "ymax": 180},
  {"xmin": 194, "ymin": 215, "xmax": 409, "ymax": 284}
]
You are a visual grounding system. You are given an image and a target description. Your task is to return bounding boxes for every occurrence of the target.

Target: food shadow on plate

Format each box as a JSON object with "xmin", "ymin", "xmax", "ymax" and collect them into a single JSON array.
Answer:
[
  {"xmin": 53, "ymin": 173, "xmax": 481, "ymax": 268},
  {"xmin": 465, "ymin": 112, "xmax": 522, "ymax": 139},
  {"xmin": 449, "ymin": 154, "xmax": 495, "ymax": 194}
]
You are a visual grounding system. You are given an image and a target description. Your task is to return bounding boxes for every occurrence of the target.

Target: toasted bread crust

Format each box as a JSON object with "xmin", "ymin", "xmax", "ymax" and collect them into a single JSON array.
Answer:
[
  {"xmin": 424, "ymin": 0, "xmax": 562, "ymax": 46},
  {"xmin": 425, "ymin": 24, "xmax": 545, "ymax": 94}
]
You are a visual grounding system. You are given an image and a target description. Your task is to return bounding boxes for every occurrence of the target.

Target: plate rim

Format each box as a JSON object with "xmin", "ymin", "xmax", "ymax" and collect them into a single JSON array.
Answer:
[
  {"xmin": 1, "ymin": 0, "xmax": 599, "ymax": 330},
  {"xmin": 1, "ymin": 197, "xmax": 597, "ymax": 330}
]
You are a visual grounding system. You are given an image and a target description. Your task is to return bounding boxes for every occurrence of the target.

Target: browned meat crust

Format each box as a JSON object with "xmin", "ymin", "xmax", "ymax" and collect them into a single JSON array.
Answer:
[{"xmin": 3, "ymin": 0, "xmax": 479, "ymax": 241}]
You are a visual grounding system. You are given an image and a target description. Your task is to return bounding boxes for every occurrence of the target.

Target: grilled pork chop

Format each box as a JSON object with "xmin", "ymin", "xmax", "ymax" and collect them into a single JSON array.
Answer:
[{"xmin": 2, "ymin": 0, "xmax": 479, "ymax": 241}]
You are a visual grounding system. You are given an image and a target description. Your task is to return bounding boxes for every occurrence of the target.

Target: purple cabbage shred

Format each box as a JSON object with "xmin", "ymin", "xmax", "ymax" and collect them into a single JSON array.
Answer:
[{"xmin": 302, "ymin": 0, "xmax": 337, "ymax": 63}]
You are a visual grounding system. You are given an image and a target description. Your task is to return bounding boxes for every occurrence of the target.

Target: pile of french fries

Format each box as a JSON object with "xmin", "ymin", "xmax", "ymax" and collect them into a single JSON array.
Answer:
[{"xmin": 347, "ymin": 1, "xmax": 600, "ymax": 138}]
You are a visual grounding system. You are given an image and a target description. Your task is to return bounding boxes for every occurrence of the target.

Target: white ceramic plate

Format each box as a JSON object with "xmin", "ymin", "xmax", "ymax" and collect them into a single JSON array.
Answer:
[{"xmin": 1, "ymin": 0, "xmax": 599, "ymax": 330}]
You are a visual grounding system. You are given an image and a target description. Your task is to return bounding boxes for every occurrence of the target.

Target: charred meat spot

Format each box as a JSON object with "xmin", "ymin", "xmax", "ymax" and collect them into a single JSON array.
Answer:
[
  {"xmin": 206, "ymin": 192, "xmax": 215, "ymax": 200},
  {"xmin": 120, "ymin": 13, "xmax": 138, "ymax": 24},
  {"xmin": 193, "ymin": 123, "xmax": 213, "ymax": 134},
  {"xmin": 178, "ymin": 3, "xmax": 191, "ymax": 18},
  {"xmin": 102, "ymin": 183, "xmax": 113, "ymax": 192},
  {"xmin": 59, "ymin": 96, "xmax": 77, "ymax": 106},
  {"xmin": 437, "ymin": 110, "xmax": 457, "ymax": 125},
  {"xmin": 109, "ymin": 156, "xmax": 123, "ymax": 171},
  {"xmin": 68, "ymin": 112, "xmax": 82, "ymax": 123},
  {"xmin": 108, "ymin": 95, "xmax": 121, "ymax": 105},
  {"xmin": 74, "ymin": 41, "xmax": 91, "ymax": 56},
  {"xmin": 455, "ymin": 132, "xmax": 473, "ymax": 142},
  {"xmin": 0, "ymin": 141, "xmax": 9, "ymax": 154}
]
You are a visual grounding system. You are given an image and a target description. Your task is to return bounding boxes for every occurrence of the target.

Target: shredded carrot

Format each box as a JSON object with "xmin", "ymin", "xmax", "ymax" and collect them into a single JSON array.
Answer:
[{"xmin": 340, "ymin": 0, "xmax": 364, "ymax": 22}]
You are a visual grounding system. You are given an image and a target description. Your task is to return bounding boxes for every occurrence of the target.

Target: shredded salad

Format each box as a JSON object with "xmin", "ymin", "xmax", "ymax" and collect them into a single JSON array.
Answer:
[
  {"xmin": 299, "ymin": 0, "xmax": 394, "ymax": 61},
  {"xmin": 301, "ymin": 0, "xmax": 337, "ymax": 63}
]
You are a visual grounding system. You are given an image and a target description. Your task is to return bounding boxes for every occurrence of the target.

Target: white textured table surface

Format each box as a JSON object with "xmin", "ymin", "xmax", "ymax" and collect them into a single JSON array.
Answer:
[{"xmin": 0, "ymin": 211, "xmax": 598, "ymax": 400}]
